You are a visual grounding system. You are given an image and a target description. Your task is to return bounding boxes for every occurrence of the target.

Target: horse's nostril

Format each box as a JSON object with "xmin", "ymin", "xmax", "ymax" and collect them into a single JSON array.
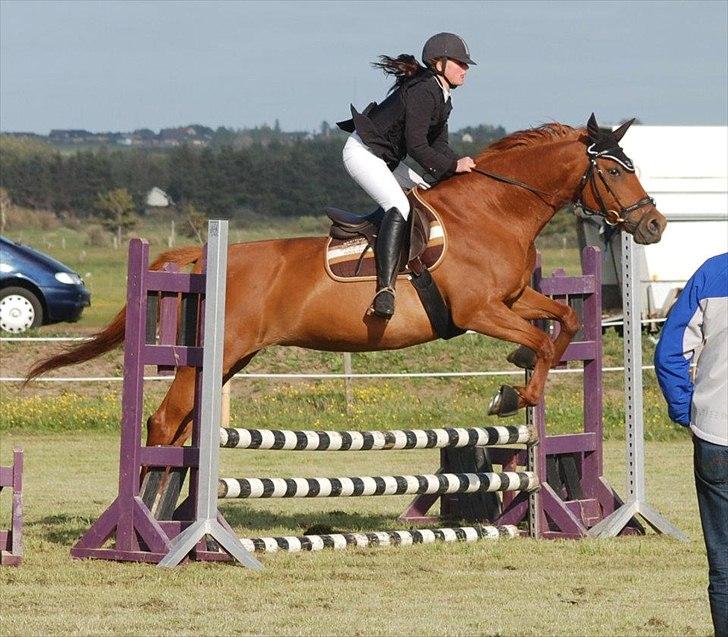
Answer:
[{"xmin": 648, "ymin": 218, "xmax": 661, "ymax": 234}]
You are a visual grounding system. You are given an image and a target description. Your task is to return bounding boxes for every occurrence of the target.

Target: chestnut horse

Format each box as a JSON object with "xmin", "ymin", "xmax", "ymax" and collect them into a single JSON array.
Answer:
[{"xmin": 28, "ymin": 115, "xmax": 666, "ymax": 449}]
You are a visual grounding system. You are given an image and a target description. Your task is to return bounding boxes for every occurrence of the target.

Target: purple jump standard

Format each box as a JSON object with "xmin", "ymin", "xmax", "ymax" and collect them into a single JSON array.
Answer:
[
  {"xmin": 0, "ymin": 448, "xmax": 23, "ymax": 566},
  {"xmin": 69, "ymin": 227, "xmax": 641, "ymax": 568},
  {"xmin": 71, "ymin": 220, "xmax": 259, "ymax": 566},
  {"xmin": 401, "ymin": 246, "xmax": 642, "ymax": 538}
]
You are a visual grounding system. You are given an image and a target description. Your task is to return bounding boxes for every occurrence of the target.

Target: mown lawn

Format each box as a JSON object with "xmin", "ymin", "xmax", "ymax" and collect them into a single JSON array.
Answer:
[{"xmin": 0, "ymin": 432, "xmax": 711, "ymax": 637}]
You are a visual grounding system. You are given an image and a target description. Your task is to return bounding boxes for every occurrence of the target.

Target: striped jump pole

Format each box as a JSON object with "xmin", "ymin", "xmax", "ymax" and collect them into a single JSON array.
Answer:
[
  {"xmin": 220, "ymin": 424, "xmax": 537, "ymax": 451},
  {"xmin": 218, "ymin": 471, "xmax": 538, "ymax": 499},
  {"xmin": 240, "ymin": 524, "xmax": 519, "ymax": 553}
]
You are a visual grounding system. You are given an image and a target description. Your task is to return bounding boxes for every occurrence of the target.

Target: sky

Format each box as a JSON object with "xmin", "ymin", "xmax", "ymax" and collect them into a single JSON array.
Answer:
[{"xmin": 0, "ymin": 0, "xmax": 726, "ymax": 134}]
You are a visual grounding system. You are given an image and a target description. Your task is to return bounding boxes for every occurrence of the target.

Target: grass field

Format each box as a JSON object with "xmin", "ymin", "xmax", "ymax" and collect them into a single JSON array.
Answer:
[
  {"xmin": 0, "ymin": 433, "xmax": 712, "ymax": 636},
  {"xmin": 1, "ymin": 218, "xmax": 712, "ymax": 636}
]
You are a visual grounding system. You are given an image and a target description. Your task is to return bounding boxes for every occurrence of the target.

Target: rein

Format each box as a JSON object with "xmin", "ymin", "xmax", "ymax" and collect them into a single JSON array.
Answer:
[
  {"xmin": 471, "ymin": 151, "xmax": 655, "ymax": 226},
  {"xmin": 471, "ymin": 167, "xmax": 552, "ymax": 200}
]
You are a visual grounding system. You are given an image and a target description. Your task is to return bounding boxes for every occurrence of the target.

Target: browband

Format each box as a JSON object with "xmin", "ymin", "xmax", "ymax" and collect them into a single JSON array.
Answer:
[{"xmin": 586, "ymin": 143, "xmax": 635, "ymax": 172}]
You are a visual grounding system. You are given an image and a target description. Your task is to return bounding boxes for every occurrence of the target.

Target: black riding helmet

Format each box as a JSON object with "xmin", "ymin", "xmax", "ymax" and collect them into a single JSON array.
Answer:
[{"xmin": 421, "ymin": 32, "xmax": 477, "ymax": 66}]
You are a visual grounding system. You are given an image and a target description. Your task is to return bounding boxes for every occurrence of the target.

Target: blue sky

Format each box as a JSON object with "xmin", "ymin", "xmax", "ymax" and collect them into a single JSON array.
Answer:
[{"xmin": 1, "ymin": 0, "xmax": 726, "ymax": 134}]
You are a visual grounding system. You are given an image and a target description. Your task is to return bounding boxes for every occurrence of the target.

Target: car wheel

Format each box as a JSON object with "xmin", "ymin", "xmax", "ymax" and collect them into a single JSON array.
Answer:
[{"xmin": 0, "ymin": 287, "xmax": 44, "ymax": 333}]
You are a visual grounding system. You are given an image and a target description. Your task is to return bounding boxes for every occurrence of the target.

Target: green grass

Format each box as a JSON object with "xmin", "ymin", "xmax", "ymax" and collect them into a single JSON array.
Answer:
[
  {"xmin": 2, "ymin": 329, "xmax": 687, "ymax": 441},
  {"xmin": 0, "ymin": 433, "xmax": 712, "ymax": 636}
]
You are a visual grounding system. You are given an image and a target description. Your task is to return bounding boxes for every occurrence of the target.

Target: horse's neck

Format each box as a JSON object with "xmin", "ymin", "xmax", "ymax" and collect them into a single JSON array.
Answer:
[{"xmin": 429, "ymin": 140, "xmax": 584, "ymax": 239}]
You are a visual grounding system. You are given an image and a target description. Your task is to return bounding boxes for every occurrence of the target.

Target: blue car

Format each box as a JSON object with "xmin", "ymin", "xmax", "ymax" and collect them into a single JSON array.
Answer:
[{"xmin": 0, "ymin": 236, "xmax": 91, "ymax": 333}]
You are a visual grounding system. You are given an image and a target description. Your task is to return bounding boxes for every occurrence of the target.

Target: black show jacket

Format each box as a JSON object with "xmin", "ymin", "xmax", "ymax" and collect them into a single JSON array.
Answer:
[{"xmin": 337, "ymin": 71, "xmax": 459, "ymax": 181}]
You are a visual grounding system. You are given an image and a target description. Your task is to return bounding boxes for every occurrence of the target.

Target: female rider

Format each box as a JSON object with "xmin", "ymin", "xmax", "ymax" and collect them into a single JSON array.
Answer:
[{"xmin": 337, "ymin": 32, "xmax": 476, "ymax": 319}]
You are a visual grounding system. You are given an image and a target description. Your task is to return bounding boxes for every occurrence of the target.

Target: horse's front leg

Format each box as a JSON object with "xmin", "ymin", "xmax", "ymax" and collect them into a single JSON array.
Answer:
[
  {"xmin": 458, "ymin": 302, "xmax": 556, "ymax": 417},
  {"xmin": 506, "ymin": 286, "xmax": 580, "ymax": 371}
]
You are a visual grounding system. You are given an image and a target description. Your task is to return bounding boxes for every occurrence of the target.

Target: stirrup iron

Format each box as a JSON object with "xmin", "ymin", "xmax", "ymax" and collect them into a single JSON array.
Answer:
[{"xmin": 369, "ymin": 286, "xmax": 396, "ymax": 319}]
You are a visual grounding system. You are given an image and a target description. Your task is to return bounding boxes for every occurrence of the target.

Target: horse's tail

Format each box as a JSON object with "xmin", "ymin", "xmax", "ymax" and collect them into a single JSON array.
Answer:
[{"xmin": 24, "ymin": 245, "xmax": 204, "ymax": 384}]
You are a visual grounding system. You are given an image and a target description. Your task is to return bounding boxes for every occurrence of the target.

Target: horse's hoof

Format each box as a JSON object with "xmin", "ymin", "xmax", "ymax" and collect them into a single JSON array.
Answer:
[
  {"xmin": 487, "ymin": 385, "xmax": 521, "ymax": 417},
  {"xmin": 507, "ymin": 346, "xmax": 537, "ymax": 370}
]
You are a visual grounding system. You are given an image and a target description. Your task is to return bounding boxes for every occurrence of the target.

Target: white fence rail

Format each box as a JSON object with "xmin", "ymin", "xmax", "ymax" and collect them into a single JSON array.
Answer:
[
  {"xmin": 0, "ymin": 365, "xmax": 658, "ymax": 384},
  {"xmin": 1, "ymin": 319, "xmax": 665, "ymax": 384}
]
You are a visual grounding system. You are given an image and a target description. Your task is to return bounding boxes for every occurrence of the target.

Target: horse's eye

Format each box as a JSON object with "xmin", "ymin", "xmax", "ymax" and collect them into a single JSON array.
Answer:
[{"xmin": 608, "ymin": 167, "xmax": 621, "ymax": 176}]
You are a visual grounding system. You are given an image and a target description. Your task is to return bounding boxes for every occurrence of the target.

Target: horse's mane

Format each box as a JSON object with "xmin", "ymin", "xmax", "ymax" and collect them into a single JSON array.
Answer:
[{"xmin": 476, "ymin": 123, "xmax": 581, "ymax": 162}]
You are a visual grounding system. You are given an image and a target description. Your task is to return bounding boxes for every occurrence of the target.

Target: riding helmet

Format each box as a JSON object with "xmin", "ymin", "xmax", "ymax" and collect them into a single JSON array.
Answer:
[{"xmin": 422, "ymin": 33, "xmax": 476, "ymax": 65}]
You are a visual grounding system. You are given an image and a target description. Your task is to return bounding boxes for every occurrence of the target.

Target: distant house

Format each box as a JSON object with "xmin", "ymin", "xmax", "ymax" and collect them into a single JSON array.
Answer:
[
  {"xmin": 158, "ymin": 124, "xmax": 214, "ymax": 147},
  {"xmin": 49, "ymin": 129, "xmax": 94, "ymax": 143},
  {"xmin": 2, "ymin": 132, "xmax": 44, "ymax": 140},
  {"xmin": 145, "ymin": 187, "xmax": 172, "ymax": 208}
]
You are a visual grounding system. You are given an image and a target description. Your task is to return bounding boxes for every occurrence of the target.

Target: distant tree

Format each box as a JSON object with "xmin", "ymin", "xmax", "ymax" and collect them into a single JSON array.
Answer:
[
  {"xmin": 210, "ymin": 126, "xmax": 238, "ymax": 148},
  {"xmin": 0, "ymin": 134, "xmax": 56, "ymax": 159},
  {"xmin": 0, "ymin": 187, "xmax": 11, "ymax": 233},
  {"xmin": 95, "ymin": 187, "xmax": 137, "ymax": 247},
  {"xmin": 180, "ymin": 202, "xmax": 208, "ymax": 243},
  {"xmin": 167, "ymin": 144, "xmax": 202, "ymax": 204}
]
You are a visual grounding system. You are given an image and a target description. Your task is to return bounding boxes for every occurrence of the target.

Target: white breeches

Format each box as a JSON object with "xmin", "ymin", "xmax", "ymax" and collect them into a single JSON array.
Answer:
[{"xmin": 342, "ymin": 133, "xmax": 428, "ymax": 220}]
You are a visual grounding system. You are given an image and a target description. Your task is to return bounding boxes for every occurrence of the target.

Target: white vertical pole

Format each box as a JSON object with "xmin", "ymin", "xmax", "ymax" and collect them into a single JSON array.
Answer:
[
  {"xmin": 343, "ymin": 352, "xmax": 353, "ymax": 413},
  {"xmin": 589, "ymin": 233, "xmax": 687, "ymax": 541},
  {"xmin": 159, "ymin": 220, "xmax": 263, "ymax": 568}
]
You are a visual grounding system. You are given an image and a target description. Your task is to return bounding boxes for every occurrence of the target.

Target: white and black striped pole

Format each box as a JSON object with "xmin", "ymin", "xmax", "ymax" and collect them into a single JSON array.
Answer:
[
  {"xmin": 588, "ymin": 233, "xmax": 687, "ymax": 540},
  {"xmin": 159, "ymin": 220, "xmax": 263, "ymax": 569}
]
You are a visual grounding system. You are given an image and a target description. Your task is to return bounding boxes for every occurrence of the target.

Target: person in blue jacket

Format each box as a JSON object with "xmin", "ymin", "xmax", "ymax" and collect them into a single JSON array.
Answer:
[{"xmin": 654, "ymin": 251, "xmax": 728, "ymax": 637}]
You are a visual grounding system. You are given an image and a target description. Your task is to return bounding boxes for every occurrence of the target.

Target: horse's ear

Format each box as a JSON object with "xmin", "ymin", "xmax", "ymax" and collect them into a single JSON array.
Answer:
[
  {"xmin": 587, "ymin": 113, "xmax": 600, "ymax": 140},
  {"xmin": 612, "ymin": 118, "xmax": 636, "ymax": 142}
]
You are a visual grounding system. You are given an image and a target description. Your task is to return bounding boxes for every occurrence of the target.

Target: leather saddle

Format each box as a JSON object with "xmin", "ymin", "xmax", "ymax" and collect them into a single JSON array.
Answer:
[
  {"xmin": 324, "ymin": 188, "xmax": 462, "ymax": 339},
  {"xmin": 325, "ymin": 188, "xmax": 439, "ymax": 277}
]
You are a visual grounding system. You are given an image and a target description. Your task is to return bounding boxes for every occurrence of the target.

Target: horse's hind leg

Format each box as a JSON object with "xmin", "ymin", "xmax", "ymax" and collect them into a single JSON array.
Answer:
[
  {"xmin": 145, "ymin": 367, "xmax": 197, "ymax": 447},
  {"xmin": 145, "ymin": 351, "xmax": 260, "ymax": 447},
  {"xmin": 506, "ymin": 286, "xmax": 579, "ymax": 371}
]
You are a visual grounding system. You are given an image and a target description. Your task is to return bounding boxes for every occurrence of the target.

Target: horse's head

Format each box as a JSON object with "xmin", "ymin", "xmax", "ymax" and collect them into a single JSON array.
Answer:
[{"xmin": 576, "ymin": 114, "xmax": 666, "ymax": 244}]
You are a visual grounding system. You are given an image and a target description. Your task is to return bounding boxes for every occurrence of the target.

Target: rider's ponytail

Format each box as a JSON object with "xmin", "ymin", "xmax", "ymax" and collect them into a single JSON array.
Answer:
[{"xmin": 372, "ymin": 54, "xmax": 428, "ymax": 91}]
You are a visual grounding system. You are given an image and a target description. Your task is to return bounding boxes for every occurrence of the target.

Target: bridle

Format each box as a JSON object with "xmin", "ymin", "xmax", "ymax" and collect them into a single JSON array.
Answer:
[
  {"xmin": 472, "ymin": 146, "xmax": 655, "ymax": 227},
  {"xmin": 573, "ymin": 153, "xmax": 655, "ymax": 226}
]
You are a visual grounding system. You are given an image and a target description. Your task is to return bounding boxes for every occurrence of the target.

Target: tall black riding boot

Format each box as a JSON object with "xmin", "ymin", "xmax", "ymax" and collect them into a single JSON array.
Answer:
[{"xmin": 372, "ymin": 207, "xmax": 408, "ymax": 319}]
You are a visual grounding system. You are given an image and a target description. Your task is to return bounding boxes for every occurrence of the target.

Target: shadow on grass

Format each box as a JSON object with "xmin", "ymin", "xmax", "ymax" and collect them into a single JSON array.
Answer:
[
  {"xmin": 34, "ymin": 513, "xmax": 94, "ymax": 545},
  {"xmin": 220, "ymin": 504, "xmax": 394, "ymax": 535}
]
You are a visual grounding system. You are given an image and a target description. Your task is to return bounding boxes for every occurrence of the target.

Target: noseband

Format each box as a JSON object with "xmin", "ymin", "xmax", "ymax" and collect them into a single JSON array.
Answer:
[
  {"xmin": 472, "ymin": 148, "xmax": 655, "ymax": 227},
  {"xmin": 574, "ymin": 155, "xmax": 655, "ymax": 226}
]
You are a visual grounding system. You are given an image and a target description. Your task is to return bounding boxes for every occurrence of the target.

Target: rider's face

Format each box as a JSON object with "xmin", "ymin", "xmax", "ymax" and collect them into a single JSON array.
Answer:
[{"xmin": 441, "ymin": 59, "xmax": 469, "ymax": 86}]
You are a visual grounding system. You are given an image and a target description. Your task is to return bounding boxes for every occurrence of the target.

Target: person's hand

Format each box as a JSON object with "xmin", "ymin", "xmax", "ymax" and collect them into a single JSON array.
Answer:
[{"xmin": 456, "ymin": 156, "xmax": 476, "ymax": 173}]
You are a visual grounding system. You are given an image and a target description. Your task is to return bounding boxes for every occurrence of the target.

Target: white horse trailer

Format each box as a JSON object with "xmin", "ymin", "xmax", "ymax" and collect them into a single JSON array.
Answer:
[{"xmin": 577, "ymin": 125, "xmax": 728, "ymax": 319}]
